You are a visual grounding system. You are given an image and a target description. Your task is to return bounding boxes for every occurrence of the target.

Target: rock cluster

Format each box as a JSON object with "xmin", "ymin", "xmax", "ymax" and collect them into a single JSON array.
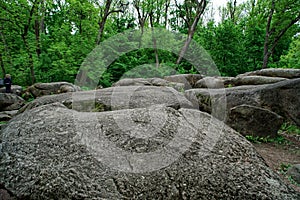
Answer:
[
  {"xmin": 183, "ymin": 68, "xmax": 300, "ymax": 138},
  {"xmin": 1, "ymin": 68, "xmax": 300, "ymax": 199}
]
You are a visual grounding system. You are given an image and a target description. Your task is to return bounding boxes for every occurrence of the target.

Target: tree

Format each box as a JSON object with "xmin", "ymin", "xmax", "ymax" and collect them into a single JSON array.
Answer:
[
  {"xmin": 262, "ymin": 0, "xmax": 300, "ymax": 68},
  {"xmin": 96, "ymin": 0, "xmax": 128, "ymax": 45},
  {"xmin": 175, "ymin": 0, "xmax": 208, "ymax": 64},
  {"xmin": 279, "ymin": 36, "xmax": 300, "ymax": 69}
]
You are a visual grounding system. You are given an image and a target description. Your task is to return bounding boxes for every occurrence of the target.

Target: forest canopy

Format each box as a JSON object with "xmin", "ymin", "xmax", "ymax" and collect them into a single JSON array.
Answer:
[{"xmin": 0, "ymin": 0, "xmax": 299, "ymax": 87}]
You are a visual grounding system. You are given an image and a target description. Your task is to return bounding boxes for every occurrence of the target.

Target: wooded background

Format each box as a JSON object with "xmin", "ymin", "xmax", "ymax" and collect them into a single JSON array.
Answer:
[{"xmin": 0, "ymin": 0, "xmax": 299, "ymax": 87}]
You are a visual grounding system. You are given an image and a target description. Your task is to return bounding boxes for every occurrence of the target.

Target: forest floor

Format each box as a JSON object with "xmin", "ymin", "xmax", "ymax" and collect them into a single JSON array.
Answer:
[{"xmin": 253, "ymin": 132, "xmax": 300, "ymax": 192}]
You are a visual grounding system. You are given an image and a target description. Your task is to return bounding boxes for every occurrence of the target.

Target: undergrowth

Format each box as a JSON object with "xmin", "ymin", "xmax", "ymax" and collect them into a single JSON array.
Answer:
[{"xmin": 245, "ymin": 135, "xmax": 290, "ymax": 145}]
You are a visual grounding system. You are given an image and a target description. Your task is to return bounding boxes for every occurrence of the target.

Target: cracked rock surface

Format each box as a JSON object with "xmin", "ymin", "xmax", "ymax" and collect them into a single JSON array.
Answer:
[{"xmin": 0, "ymin": 103, "xmax": 299, "ymax": 199}]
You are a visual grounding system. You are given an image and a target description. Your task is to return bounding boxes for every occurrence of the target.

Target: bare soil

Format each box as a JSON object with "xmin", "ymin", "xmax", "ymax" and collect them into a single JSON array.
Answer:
[{"xmin": 253, "ymin": 133, "xmax": 300, "ymax": 192}]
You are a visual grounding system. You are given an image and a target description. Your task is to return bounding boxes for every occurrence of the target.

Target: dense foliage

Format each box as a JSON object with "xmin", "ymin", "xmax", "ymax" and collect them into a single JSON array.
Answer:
[{"xmin": 0, "ymin": 0, "xmax": 299, "ymax": 87}]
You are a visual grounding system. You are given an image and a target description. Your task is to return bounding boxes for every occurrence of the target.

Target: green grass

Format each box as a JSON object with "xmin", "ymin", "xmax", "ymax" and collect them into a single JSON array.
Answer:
[
  {"xmin": 245, "ymin": 135, "xmax": 290, "ymax": 145},
  {"xmin": 279, "ymin": 123, "xmax": 300, "ymax": 135}
]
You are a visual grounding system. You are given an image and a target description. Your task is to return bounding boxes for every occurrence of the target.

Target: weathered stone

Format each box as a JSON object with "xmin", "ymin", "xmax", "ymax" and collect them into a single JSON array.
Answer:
[
  {"xmin": 0, "ymin": 85, "xmax": 23, "ymax": 96},
  {"xmin": 148, "ymin": 78, "xmax": 186, "ymax": 91},
  {"xmin": 227, "ymin": 104, "xmax": 284, "ymax": 138},
  {"xmin": 0, "ymin": 93, "xmax": 25, "ymax": 111},
  {"xmin": 287, "ymin": 164, "xmax": 300, "ymax": 184},
  {"xmin": 25, "ymin": 82, "xmax": 81, "ymax": 98},
  {"xmin": 0, "ymin": 110, "xmax": 19, "ymax": 122},
  {"xmin": 221, "ymin": 77, "xmax": 236, "ymax": 87},
  {"xmin": 239, "ymin": 68, "xmax": 300, "ymax": 79},
  {"xmin": 0, "ymin": 113, "xmax": 11, "ymax": 122},
  {"xmin": 19, "ymin": 86, "xmax": 195, "ymax": 113},
  {"xmin": 164, "ymin": 74, "xmax": 203, "ymax": 89},
  {"xmin": 112, "ymin": 78, "xmax": 151, "ymax": 86},
  {"xmin": 232, "ymin": 76, "xmax": 287, "ymax": 86},
  {"xmin": 185, "ymin": 78, "xmax": 300, "ymax": 127},
  {"xmin": 194, "ymin": 77, "xmax": 224, "ymax": 88},
  {"xmin": 0, "ymin": 103, "xmax": 298, "ymax": 199},
  {"xmin": 113, "ymin": 78, "xmax": 185, "ymax": 91}
]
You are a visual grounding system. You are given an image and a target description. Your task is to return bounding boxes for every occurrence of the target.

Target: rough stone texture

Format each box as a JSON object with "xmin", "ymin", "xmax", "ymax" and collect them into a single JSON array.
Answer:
[
  {"xmin": 0, "ymin": 113, "xmax": 11, "ymax": 122},
  {"xmin": 19, "ymin": 86, "xmax": 195, "ymax": 113},
  {"xmin": 0, "ymin": 93, "xmax": 25, "ymax": 111},
  {"xmin": 185, "ymin": 78, "xmax": 300, "ymax": 127},
  {"xmin": 25, "ymin": 82, "xmax": 81, "ymax": 98},
  {"xmin": 231, "ymin": 76, "xmax": 287, "ymax": 86},
  {"xmin": 112, "ymin": 78, "xmax": 152, "ymax": 86},
  {"xmin": 164, "ymin": 74, "xmax": 203, "ymax": 89},
  {"xmin": 227, "ymin": 104, "xmax": 284, "ymax": 138},
  {"xmin": 194, "ymin": 77, "xmax": 224, "ymax": 88},
  {"xmin": 0, "ymin": 110, "xmax": 19, "ymax": 122},
  {"xmin": 0, "ymin": 85, "xmax": 23, "ymax": 96},
  {"xmin": 239, "ymin": 68, "xmax": 300, "ymax": 79},
  {"xmin": 0, "ymin": 189, "xmax": 14, "ymax": 200},
  {"xmin": 0, "ymin": 103, "xmax": 299, "ymax": 199},
  {"xmin": 287, "ymin": 164, "xmax": 300, "ymax": 184},
  {"xmin": 113, "ymin": 78, "xmax": 185, "ymax": 91}
]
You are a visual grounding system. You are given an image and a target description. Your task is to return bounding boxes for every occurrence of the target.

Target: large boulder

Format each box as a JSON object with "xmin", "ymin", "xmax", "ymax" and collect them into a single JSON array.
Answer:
[
  {"xmin": 0, "ymin": 93, "xmax": 25, "ymax": 111},
  {"xmin": 24, "ymin": 82, "xmax": 81, "ymax": 98},
  {"xmin": 239, "ymin": 68, "xmax": 300, "ymax": 79},
  {"xmin": 227, "ymin": 104, "xmax": 284, "ymax": 138},
  {"xmin": 164, "ymin": 74, "xmax": 203, "ymax": 89},
  {"xmin": 19, "ymin": 86, "xmax": 195, "ymax": 113},
  {"xmin": 231, "ymin": 76, "xmax": 287, "ymax": 86},
  {"xmin": 185, "ymin": 78, "xmax": 300, "ymax": 127},
  {"xmin": 0, "ymin": 103, "xmax": 299, "ymax": 199}
]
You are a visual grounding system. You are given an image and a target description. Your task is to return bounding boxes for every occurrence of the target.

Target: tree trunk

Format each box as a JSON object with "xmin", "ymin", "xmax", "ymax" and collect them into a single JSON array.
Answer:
[
  {"xmin": 22, "ymin": 35, "xmax": 36, "ymax": 84},
  {"xmin": 150, "ymin": 12, "xmax": 159, "ymax": 68},
  {"xmin": 164, "ymin": 0, "xmax": 170, "ymax": 27},
  {"xmin": 134, "ymin": 0, "xmax": 148, "ymax": 48},
  {"xmin": 0, "ymin": 53, "xmax": 6, "ymax": 76},
  {"xmin": 96, "ymin": 0, "xmax": 112, "ymax": 45},
  {"xmin": 35, "ymin": 19, "xmax": 41, "ymax": 58},
  {"xmin": 176, "ymin": 0, "xmax": 207, "ymax": 64},
  {"xmin": 262, "ymin": 0, "xmax": 274, "ymax": 69},
  {"xmin": 96, "ymin": 18, "xmax": 107, "ymax": 45},
  {"xmin": 0, "ymin": 29, "xmax": 12, "ymax": 69}
]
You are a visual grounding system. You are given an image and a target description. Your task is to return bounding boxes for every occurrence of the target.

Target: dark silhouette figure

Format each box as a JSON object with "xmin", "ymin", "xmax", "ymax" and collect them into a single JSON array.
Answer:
[{"xmin": 4, "ymin": 74, "xmax": 12, "ymax": 93}]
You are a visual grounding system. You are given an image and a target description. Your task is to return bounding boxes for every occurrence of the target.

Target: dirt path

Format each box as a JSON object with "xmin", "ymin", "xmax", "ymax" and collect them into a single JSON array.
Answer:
[{"xmin": 253, "ymin": 133, "xmax": 300, "ymax": 192}]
